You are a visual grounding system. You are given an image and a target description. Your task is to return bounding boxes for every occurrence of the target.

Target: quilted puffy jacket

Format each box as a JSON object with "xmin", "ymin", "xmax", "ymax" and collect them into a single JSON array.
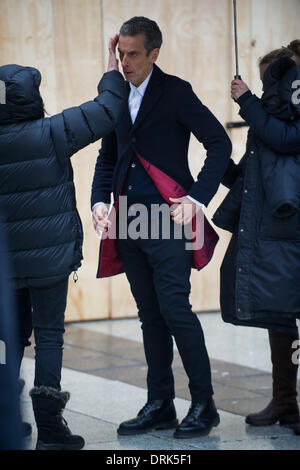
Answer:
[{"xmin": 0, "ymin": 64, "xmax": 126, "ymax": 288}]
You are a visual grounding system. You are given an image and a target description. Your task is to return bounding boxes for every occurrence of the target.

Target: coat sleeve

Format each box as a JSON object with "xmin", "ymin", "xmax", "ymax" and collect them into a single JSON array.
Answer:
[
  {"xmin": 221, "ymin": 159, "xmax": 241, "ymax": 189},
  {"xmin": 239, "ymin": 94, "xmax": 300, "ymax": 154},
  {"xmin": 49, "ymin": 70, "xmax": 126, "ymax": 162},
  {"xmin": 176, "ymin": 82, "xmax": 232, "ymax": 207},
  {"xmin": 91, "ymin": 131, "xmax": 118, "ymax": 207}
]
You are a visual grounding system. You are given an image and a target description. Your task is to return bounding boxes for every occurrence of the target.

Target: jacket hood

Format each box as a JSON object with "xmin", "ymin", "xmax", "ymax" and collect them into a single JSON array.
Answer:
[
  {"xmin": 262, "ymin": 56, "xmax": 300, "ymax": 121},
  {"xmin": 0, "ymin": 64, "xmax": 44, "ymax": 124}
]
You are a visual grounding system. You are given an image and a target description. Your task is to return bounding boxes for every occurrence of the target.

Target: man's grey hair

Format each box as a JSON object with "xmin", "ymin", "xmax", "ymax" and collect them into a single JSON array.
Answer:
[{"xmin": 120, "ymin": 16, "xmax": 163, "ymax": 56}]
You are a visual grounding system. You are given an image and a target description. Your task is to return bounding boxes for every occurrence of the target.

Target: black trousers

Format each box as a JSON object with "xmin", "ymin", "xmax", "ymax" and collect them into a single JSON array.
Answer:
[
  {"xmin": 116, "ymin": 220, "xmax": 214, "ymax": 403},
  {"xmin": 15, "ymin": 279, "xmax": 68, "ymax": 390}
]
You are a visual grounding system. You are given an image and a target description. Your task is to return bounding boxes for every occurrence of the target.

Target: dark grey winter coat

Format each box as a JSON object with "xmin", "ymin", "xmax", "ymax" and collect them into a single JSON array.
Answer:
[
  {"xmin": 0, "ymin": 65, "xmax": 126, "ymax": 288},
  {"xmin": 213, "ymin": 57, "xmax": 300, "ymax": 331}
]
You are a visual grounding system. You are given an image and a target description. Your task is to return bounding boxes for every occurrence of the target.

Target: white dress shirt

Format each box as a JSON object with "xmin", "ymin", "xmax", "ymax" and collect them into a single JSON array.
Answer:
[
  {"xmin": 128, "ymin": 69, "xmax": 153, "ymax": 123},
  {"xmin": 93, "ymin": 68, "xmax": 204, "ymax": 209}
]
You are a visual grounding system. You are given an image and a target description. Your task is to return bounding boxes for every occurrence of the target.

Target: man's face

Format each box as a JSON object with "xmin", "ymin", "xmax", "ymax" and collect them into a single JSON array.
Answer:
[{"xmin": 118, "ymin": 34, "xmax": 159, "ymax": 87}]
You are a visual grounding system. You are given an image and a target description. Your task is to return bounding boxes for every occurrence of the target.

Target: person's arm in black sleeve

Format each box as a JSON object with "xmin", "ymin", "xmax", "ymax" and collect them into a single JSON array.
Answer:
[
  {"xmin": 222, "ymin": 159, "xmax": 241, "ymax": 189},
  {"xmin": 91, "ymin": 131, "xmax": 117, "ymax": 208},
  {"xmin": 177, "ymin": 82, "xmax": 232, "ymax": 207},
  {"xmin": 237, "ymin": 92, "xmax": 300, "ymax": 154},
  {"xmin": 50, "ymin": 70, "xmax": 126, "ymax": 162}
]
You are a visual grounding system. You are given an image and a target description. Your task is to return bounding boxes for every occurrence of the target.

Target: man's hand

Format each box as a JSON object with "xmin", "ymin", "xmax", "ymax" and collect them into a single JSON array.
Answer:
[
  {"xmin": 107, "ymin": 34, "xmax": 119, "ymax": 72},
  {"xmin": 170, "ymin": 197, "xmax": 202, "ymax": 225},
  {"xmin": 92, "ymin": 203, "xmax": 111, "ymax": 236},
  {"xmin": 231, "ymin": 79, "xmax": 249, "ymax": 100}
]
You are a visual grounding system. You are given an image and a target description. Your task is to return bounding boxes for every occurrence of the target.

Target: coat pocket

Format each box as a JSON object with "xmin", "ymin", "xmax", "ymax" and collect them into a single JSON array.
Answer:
[{"xmin": 260, "ymin": 202, "xmax": 300, "ymax": 240}]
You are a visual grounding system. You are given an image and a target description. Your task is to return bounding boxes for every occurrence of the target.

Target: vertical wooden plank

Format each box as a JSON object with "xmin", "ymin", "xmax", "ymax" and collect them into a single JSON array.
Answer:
[
  {"xmin": 0, "ymin": 0, "xmax": 57, "ymax": 113},
  {"xmin": 250, "ymin": 0, "xmax": 300, "ymax": 98},
  {"xmin": 51, "ymin": 0, "xmax": 110, "ymax": 321}
]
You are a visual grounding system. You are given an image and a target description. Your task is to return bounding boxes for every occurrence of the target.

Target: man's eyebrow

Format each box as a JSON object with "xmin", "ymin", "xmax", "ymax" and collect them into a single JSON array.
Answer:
[{"xmin": 117, "ymin": 48, "xmax": 138, "ymax": 54}]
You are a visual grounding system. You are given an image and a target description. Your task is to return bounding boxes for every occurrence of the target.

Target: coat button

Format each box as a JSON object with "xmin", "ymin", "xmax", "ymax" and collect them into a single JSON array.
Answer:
[
  {"xmin": 240, "ymin": 228, "xmax": 244, "ymax": 232},
  {"xmin": 238, "ymin": 268, "xmax": 242, "ymax": 272},
  {"xmin": 244, "ymin": 189, "xmax": 248, "ymax": 194},
  {"xmin": 237, "ymin": 308, "xmax": 241, "ymax": 312},
  {"xmin": 131, "ymin": 163, "xmax": 136, "ymax": 168},
  {"xmin": 128, "ymin": 185, "xmax": 133, "ymax": 190},
  {"xmin": 250, "ymin": 150, "xmax": 254, "ymax": 154}
]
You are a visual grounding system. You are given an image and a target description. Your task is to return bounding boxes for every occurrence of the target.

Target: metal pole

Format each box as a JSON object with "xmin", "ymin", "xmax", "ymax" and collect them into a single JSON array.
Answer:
[{"xmin": 233, "ymin": 0, "xmax": 241, "ymax": 79}]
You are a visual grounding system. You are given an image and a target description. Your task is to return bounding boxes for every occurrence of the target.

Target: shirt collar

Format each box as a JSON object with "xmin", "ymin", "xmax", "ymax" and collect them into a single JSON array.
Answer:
[{"xmin": 129, "ymin": 67, "xmax": 153, "ymax": 97}]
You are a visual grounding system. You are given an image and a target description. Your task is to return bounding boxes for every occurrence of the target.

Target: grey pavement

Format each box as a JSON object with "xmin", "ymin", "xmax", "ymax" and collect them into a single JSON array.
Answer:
[{"xmin": 21, "ymin": 313, "xmax": 300, "ymax": 451}]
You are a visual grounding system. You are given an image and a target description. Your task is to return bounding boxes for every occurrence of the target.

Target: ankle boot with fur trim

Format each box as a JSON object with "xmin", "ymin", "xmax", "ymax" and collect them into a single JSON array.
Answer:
[{"xmin": 30, "ymin": 386, "xmax": 85, "ymax": 450}]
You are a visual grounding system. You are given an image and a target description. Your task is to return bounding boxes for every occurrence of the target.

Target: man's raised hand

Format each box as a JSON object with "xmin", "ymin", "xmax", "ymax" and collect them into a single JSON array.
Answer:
[{"xmin": 107, "ymin": 34, "xmax": 120, "ymax": 72}]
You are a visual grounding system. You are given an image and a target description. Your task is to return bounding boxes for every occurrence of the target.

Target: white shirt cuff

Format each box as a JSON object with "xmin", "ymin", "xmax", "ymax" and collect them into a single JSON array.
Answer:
[
  {"xmin": 92, "ymin": 202, "xmax": 108, "ymax": 211},
  {"xmin": 186, "ymin": 195, "xmax": 205, "ymax": 209}
]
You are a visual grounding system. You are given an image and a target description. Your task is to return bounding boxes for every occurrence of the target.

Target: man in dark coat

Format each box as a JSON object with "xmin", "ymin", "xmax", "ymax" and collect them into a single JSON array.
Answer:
[
  {"xmin": 91, "ymin": 17, "xmax": 232, "ymax": 439},
  {"xmin": 0, "ymin": 36, "xmax": 126, "ymax": 450},
  {"xmin": 213, "ymin": 44, "xmax": 300, "ymax": 434}
]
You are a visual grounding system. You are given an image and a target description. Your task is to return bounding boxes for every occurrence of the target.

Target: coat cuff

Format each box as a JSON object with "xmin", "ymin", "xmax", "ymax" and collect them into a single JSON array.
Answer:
[{"xmin": 237, "ymin": 90, "xmax": 253, "ymax": 107}]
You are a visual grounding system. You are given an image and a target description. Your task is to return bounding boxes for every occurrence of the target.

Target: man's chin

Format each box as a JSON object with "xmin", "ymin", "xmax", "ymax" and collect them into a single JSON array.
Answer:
[{"xmin": 124, "ymin": 71, "xmax": 135, "ymax": 82}]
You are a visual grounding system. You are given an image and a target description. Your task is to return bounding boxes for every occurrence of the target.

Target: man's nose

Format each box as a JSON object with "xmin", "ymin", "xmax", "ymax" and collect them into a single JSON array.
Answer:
[{"xmin": 121, "ymin": 56, "xmax": 128, "ymax": 68}]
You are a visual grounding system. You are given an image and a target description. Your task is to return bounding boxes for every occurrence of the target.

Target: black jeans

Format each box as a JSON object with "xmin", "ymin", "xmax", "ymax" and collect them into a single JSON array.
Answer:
[
  {"xmin": 116, "ymin": 219, "xmax": 214, "ymax": 403},
  {"xmin": 15, "ymin": 279, "xmax": 68, "ymax": 390}
]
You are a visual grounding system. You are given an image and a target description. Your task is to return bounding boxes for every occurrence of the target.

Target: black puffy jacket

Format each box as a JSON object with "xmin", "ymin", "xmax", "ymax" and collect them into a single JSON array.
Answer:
[
  {"xmin": 0, "ymin": 64, "xmax": 126, "ymax": 288},
  {"xmin": 213, "ymin": 57, "xmax": 300, "ymax": 331}
]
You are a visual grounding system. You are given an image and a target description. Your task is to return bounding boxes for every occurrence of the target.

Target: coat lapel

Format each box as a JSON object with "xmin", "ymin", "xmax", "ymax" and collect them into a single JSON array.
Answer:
[{"xmin": 123, "ymin": 81, "xmax": 133, "ymax": 131}]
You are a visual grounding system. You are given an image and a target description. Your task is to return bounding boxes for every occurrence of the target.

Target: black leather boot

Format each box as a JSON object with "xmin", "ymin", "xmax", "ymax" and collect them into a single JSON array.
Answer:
[
  {"xmin": 30, "ymin": 386, "xmax": 85, "ymax": 450},
  {"xmin": 174, "ymin": 397, "xmax": 220, "ymax": 439},
  {"xmin": 246, "ymin": 329, "xmax": 300, "ymax": 427},
  {"xmin": 117, "ymin": 399, "xmax": 178, "ymax": 435}
]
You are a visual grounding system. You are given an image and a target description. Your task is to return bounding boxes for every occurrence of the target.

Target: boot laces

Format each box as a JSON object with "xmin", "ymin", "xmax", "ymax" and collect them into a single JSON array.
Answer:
[
  {"xmin": 59, "ymin": 411, "xmax": 72, "ymax": 435},
  {"xmin": 188, "ymin": 403, "xmax": 203, "ymax": 419},
  {"xmin": 139, "ymin": 401, "xmax": 157, "ymax": 416}
]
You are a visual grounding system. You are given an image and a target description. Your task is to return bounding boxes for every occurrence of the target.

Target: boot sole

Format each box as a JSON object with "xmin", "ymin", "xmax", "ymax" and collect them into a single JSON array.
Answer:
[
  {"xmin": 245, "ymin": 414, "xmax": 300, "ymax": 427},
  {"xmin": 173, "ymin": 414, "xmax": 220, "ymax": 439},
  {"xmin": 36, "ymin": 440, "xmax": 85, "ymax": 450},
  {"xmin": 117, "ymin": 419, "xmax": 179, "ymax": 436}
]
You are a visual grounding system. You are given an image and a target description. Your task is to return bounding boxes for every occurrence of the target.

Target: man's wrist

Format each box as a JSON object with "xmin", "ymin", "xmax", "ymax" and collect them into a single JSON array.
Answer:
[
  {"xmin": 186, "ymin": 195, "xmax": 205, "ymax": 209},
  {"xmin": 92, "ymin": 202, "xmax": 109, "ymax": 211}
]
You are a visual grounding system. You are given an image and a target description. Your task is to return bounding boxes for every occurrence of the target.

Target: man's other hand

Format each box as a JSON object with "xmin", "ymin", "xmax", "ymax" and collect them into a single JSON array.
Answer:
[
  {"xmin": 92, "ymin": 203, "xmax": 111, "ymax": 236},
  {"xmin": 170, "ymin": 197, "xmax": 201, "ymax": 225}
]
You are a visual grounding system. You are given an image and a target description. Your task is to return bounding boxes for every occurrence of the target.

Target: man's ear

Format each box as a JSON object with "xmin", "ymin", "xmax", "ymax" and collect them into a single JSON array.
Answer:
[{"xmin": 150, "ymin": 48, "xmax": 160, "ymax": 64}]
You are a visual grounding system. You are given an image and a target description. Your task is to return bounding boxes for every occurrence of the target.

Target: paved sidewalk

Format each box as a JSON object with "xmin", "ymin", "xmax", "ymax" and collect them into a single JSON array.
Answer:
[{"xmin": 21, "ymin": 313, "xmax": 300, "ymax": 451}]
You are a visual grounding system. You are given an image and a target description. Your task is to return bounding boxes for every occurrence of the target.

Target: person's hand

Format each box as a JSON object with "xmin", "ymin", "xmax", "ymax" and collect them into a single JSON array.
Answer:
[
  {"xmin": 169, "ymin": 197, "xmax": 202, "ymax": 225},
  {"xmin": 107, "ymin": 34, "xmax": 119, "ymax": 72},
  {"xmin": 231, "ymin": 79, "xmax": 249, "ymax": 100},
  {"xmin": 92, "ymin": 203, "xmax": 111, "ymax": 236}
]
